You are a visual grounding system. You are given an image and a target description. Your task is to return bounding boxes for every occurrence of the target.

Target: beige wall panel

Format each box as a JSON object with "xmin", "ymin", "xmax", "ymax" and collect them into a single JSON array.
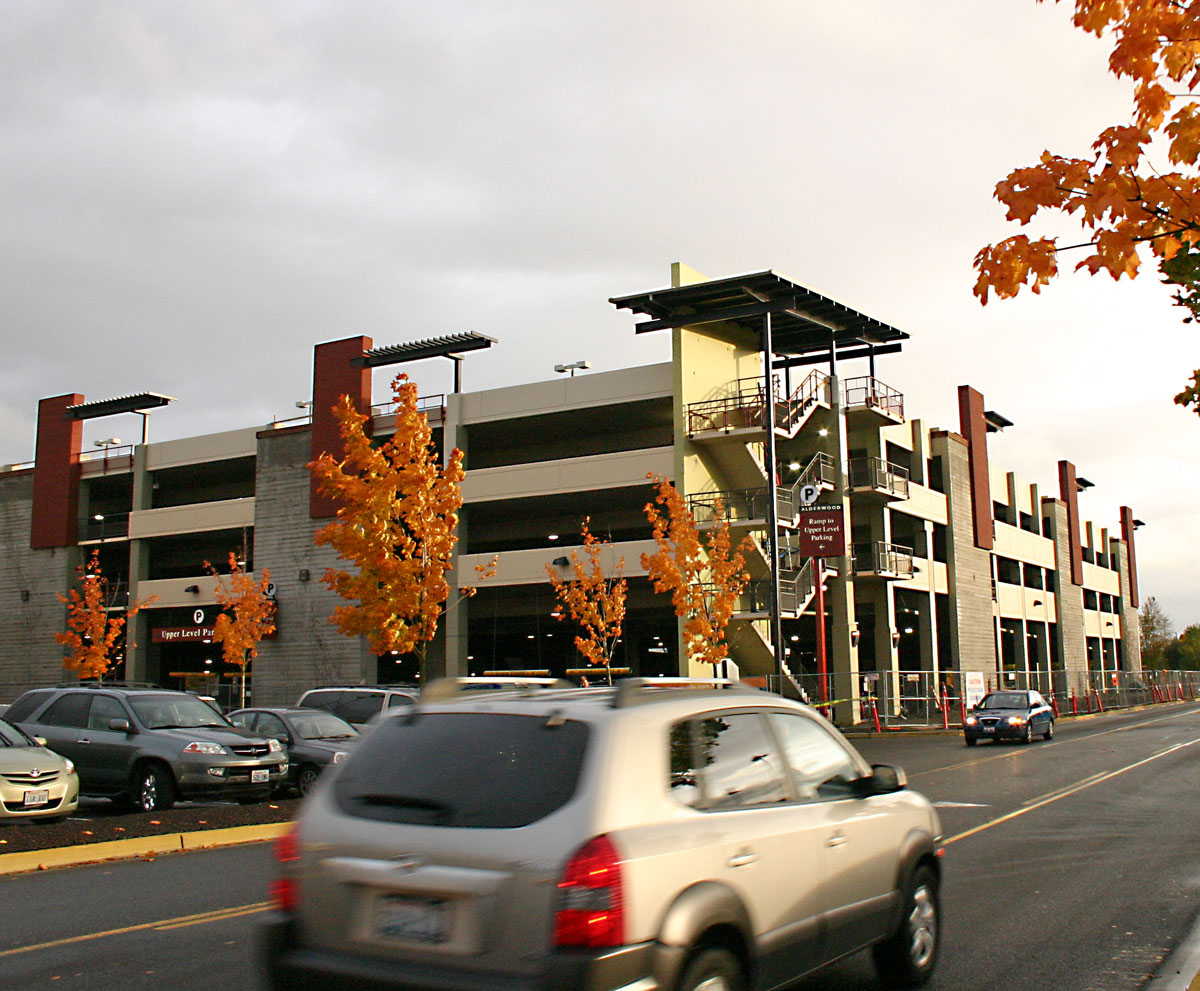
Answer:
[
  {"xmin": 458, "ymin": 539, "xmax": 657, "ymax": 587},
  {"xmin": 993, "ymin": 521, "xmax": 1056, "ymax": 567},
  {"xmin": 456, "ymin": 364, "xmax": 673, "ymax": 423},
  {"xmin": 1081, "ymin": 561, "xmax": 1120, "ymax": 595},
  {"xmin": 128, "ymin": 496, "xmax": 256, "ymax": 539},
  {"xmin": 145, "ymin": 428, "xmax": 259, "ymax": 470},
  {"xmin": 463, "ymin": 447, "xmax": 673, "ymax": 503},
  {"xmin": 891, "ymin": 484, "xmax": 949, "ymax": 525}
]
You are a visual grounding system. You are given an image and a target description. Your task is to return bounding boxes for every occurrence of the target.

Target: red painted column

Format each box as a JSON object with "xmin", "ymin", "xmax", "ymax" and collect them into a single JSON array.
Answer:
[
  {"xmin": 957, "ymin": 385, "xmax": 993, "ymax": 551},
  {"xmin": 309, "ymin": 336, "xmax": 373, "ymax": 519},
  {"xmin": 30, "ymin": 394, "xmax": 84, "ymax": 549},
  {"xmin": 1119, "ymin": 506, "xmax": 1140, "ymax": 608},
  {"xmin": 1058, "ymin": 461, "xmax": 1083, "ymax": 587}
]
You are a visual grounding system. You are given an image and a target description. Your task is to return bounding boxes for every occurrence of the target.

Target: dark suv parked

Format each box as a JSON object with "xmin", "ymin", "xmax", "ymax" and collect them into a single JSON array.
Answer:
[
  {"xmin": 5, "ymin": 685, "xmax": 288, "ymax": 811},
  {"xmin": 296, "ymin": 686, "xmax": 419, "ymax": 726}
]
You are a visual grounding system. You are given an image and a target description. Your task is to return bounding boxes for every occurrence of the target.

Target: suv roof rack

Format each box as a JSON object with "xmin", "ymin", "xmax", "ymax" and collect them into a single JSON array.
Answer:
[
  {"xmin": 611, "ymin": 677, "xmax": 759, "ymax": 709},
  {"xmin": 56, "ymin": 680, "xmax": 163, "ymax": 689},
  {"xmin": 421, "ymin": 677, "xmax": 574, "ymax": 704}
]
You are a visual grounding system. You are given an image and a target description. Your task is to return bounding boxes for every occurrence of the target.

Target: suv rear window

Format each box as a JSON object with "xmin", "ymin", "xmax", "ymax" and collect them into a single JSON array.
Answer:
[
  {"xmin": 333, "ymin": 712, "xmax": 588, "ymax": 829},
  {"xmin": 3, "ymin": 691, "xmax": 52, "ymax": 724}
]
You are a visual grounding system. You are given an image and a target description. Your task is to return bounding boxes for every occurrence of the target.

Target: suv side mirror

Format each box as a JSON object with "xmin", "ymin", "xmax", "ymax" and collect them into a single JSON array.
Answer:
[
  {"xmin": 859, "ymin": 764, "xmax": 907, "ymax": 796},
  {"xmin": 109, "ymin": 718, "xmax": 133, "ymax": 734}
]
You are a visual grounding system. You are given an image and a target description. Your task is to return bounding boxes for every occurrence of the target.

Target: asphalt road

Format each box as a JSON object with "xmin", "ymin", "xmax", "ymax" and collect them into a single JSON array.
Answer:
[{"xmin": 2, "ymin": 702, "xmax": 1199, "ymax": 991}]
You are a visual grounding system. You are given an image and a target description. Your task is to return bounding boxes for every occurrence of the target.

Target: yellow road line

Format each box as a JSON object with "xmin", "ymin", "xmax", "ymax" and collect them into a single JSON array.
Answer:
[
  {"xmin": 944, "ymin": 739, "xmax": 1200, "ymax": 846},
  {"xmin": 0, "ymin": 901, "xmax": 271, "ymax": 959}
]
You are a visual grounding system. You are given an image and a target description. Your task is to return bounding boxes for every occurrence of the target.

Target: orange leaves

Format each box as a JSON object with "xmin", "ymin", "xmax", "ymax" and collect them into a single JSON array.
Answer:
[
  {"xmin": 308, "ymin": 373, "xmax": 465, "ymax": 660},
  {"xmin": 545, "ymin": 519, "xmax": 627, "ymax": 680},
  {"xmin": 640, "ymin": 476, "xmax": 751, "ymax": 668},
  {"xmin": 205, "ymin": 553, "xmax": 276, "ymax": 669},
  {"xmin": 973, "ymin": 235, "xmax": 1059, "ymax": 302},
  {"xmin": 976, "ymin": 1, "xmax": 1200, "ymax": 306},
  {"xmin": 56, "ymin": 550, "xmax": 156, "ymax": 680}
]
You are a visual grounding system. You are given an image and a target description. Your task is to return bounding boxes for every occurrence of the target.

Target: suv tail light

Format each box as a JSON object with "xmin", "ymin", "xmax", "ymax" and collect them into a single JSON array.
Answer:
[
  {"xmin": 269, "ymin": 824, "xmax": 301, "ymax": 912},
  {"xmin": 554, "ymin": 834, "xmax": 624, "ymax": 948}
]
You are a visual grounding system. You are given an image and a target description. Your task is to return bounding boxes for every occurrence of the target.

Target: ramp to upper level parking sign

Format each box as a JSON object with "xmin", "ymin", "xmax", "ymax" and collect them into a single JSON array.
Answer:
[{"xmin": 796, "ymin": 507, "xmax": 845, "ymax": 557}]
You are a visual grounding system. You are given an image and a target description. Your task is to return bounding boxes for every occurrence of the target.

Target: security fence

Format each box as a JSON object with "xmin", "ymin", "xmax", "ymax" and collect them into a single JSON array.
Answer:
[{"xmin": 764, "ymin": 667, "xmax": 1200, "ymax": 729}]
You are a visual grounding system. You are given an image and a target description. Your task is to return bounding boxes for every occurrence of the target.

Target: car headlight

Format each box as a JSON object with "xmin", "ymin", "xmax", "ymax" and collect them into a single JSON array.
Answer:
[
  {"xmin": 268, "ymin": 739, "xmax": 284, "ymax": 753},
  {"xmin": 63, "ymin": 758, "xmax": 75, "ymax": 774},
  {"xmin": 1006, "ymin": 716, "xmax": 1025, "ymax": 725},
  {"xmin": 183, "ymin": 741, "xmax": 228, "ymax": 755},
  {"xmin": 332, "ymin": 751, "xmax": 348, "ymax": 764},
  {"xmin": 964, "ymin": 716, "xmax": 977, "ymax": 726}
]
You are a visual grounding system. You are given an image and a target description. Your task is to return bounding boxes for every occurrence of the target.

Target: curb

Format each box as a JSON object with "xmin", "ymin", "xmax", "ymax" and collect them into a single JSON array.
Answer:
[{"xmin": 0, "ymin": 821, "xmax": 291, "ymax": 876}]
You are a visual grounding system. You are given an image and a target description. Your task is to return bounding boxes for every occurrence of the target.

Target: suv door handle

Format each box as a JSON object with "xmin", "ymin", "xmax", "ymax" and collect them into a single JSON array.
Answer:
[
  {"xmin": 825, "ymin": 831, "xmax": 848, "ymax": 848},
  {"xmin": 727, "ymin": 850, "xmax": 759, "ymax": 869},
  {"xmin": 77, "ymin": 737, "xmax": 91, "ymax": 745}
]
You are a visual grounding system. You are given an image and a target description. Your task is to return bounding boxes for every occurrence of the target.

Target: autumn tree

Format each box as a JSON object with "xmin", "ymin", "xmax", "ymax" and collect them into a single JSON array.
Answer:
[
  {"xmin": 205, "ymin": 552, "xmax": 277, "ymax": 708},
  {"xmin": 973, "ymin": 0, "xmax": 1200, "ymax": 413},
  {"xmin": 1139, "ymin": 594, "xmax": 1175, "ymax": 668},
  {"xmin": 56, "ymin": 549, "xmax": 155, "ymax": 680},
  {"xmin": 546, "ymin": 518, "xmax": 628, "ymax": 685},
  {"xmin": 641, "ymin": 476, "xmax": 752, "ymax": 670},
  {"xmin": 309, "ymin": 373, "xmax": 470, "ymax": 682}
]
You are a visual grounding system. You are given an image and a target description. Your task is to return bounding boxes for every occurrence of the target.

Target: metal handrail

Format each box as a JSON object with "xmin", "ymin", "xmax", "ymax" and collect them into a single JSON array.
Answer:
[
  {"xmin": 77, "ymin": 513, "xmax": 131, "ymax": 541},
  {"xmin": 686, "ymin": 488, "xmax": 773, "ymax": 524},
  {"xmin": 844, "ymin": 376, "xmax": 904, "ymax": 419},
  {"xmin": 848, "ymin": 456, "xmax": 910, "ymax": 498},
  {"xmin": 851, "ymin": 541, "xmax": 914, "ymax": 577}
]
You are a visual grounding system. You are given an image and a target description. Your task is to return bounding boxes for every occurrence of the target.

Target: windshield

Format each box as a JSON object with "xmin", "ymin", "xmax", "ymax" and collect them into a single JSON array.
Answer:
[
  {"xmin": 0, "ymin": 717, "xmax": 37, "ymax": 747},
  {"xmin": 129, "ymin": 694, "xmax": 233, "ymax": 729},
  {"xmin": 290, "ymin": 711, "xmax": 358, "ymax": 740},
  {"xmin": 979, "ymin": 693, "xmax": 1029, "ymax": 710}
]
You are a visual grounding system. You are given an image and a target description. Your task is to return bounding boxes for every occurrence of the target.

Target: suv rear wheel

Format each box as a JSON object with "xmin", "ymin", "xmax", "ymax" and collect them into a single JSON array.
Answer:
[
  {"xmin": 873, "ymin": 865, "xmax": 939, "ymax": 987},
  {"xmin": 131, "ymin": 762, "xmax": 175, "ymax": 813},
  {"xmin": 677, "ymin": 947, "xmax": 745, "ymax": 991}
]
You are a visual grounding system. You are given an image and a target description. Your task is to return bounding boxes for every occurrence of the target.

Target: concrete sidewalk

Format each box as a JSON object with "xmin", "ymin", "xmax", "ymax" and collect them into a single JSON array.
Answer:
[{"xmin": 0, "ymin": 820, "xmax": 289, "ymax": 876}]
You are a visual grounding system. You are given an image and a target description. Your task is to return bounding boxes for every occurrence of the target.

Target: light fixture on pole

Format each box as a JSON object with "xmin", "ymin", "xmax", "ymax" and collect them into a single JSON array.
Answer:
[{"xmin": 554, "ymin": 360, "xmax": 590, "ymax": 377}]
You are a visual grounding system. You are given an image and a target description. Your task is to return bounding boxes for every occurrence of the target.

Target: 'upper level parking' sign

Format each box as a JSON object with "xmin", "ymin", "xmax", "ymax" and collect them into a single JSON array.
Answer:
[{"xmin": 795, "ymin": 508, "xmax": 846, "ymax": 557}]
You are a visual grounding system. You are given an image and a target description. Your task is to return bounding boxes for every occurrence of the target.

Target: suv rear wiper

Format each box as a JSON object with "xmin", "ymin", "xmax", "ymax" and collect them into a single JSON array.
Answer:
[{"xmin": 354, "ymin": 793, "xmax": 453, "ymax": 817}]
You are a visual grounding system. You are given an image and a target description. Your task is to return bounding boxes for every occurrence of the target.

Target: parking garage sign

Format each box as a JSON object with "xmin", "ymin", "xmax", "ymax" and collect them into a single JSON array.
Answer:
[{"xmin": 796, "ymin": 508, "xmax": 845, "ymax": 557}]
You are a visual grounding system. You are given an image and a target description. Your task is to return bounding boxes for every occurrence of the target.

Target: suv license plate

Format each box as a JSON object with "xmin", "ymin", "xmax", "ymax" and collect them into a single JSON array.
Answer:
[
  {"xmin": 251, "ymin": 769, "xmax": 269, "ymax": 783},
  {"xmin": 374, "ymin": 895, "xmax": 449, "ymax": 944},
  {"xmin": 23, "ymin": 789, "xmax": 50, "ymax": 807},
  {"xmin": 983, "ymin": 726, "xmax": 995, "ymax": 733}
]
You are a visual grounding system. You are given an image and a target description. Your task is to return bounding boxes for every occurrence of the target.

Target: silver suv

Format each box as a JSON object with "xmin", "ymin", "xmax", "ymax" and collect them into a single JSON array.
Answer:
[{"xmin": 260, "ymin": 679, "xmax": 943, "ymax": 990}]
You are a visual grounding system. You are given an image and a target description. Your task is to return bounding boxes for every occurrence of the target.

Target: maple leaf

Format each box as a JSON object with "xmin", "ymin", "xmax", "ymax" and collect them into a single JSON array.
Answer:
[{"xmin": 979, "ymin": 1, "xmax": 1200, "ymax": 415}]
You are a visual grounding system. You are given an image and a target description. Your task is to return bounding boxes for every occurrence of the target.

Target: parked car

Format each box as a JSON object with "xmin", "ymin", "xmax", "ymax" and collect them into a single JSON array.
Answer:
[
  {"xmin": 228, "ymin": 707, "xmax": 358, "ymax": 796},
  {"xmin": 0, "ymin": 716, "xmax": 80, "ymax": 823},
  {"xmin": 261, "ymin": 678, "xmax": 944, "ymax": 991},
  {"xmin": 296, "ymin": 686, "xmax": 419, "ymax": 726},
  {"xmin": 963, "ymin": 690, "xmax": 1055, "ymax": 746},
  {"xmin": 4, "ymin": 685, "xmax": 288, "ymax": 811}
]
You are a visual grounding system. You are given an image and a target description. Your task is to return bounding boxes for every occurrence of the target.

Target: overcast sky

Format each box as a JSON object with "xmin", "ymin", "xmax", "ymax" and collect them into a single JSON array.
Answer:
[{"xmin": 2, "ymin": 1, "xmax": 1196, "ymax": 627}]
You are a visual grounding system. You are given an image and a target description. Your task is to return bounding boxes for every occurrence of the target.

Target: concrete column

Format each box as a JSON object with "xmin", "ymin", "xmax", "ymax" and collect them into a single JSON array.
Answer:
[{"xmin": 125, "ymin": 444, "xmax": 153, "ymax": 683}]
